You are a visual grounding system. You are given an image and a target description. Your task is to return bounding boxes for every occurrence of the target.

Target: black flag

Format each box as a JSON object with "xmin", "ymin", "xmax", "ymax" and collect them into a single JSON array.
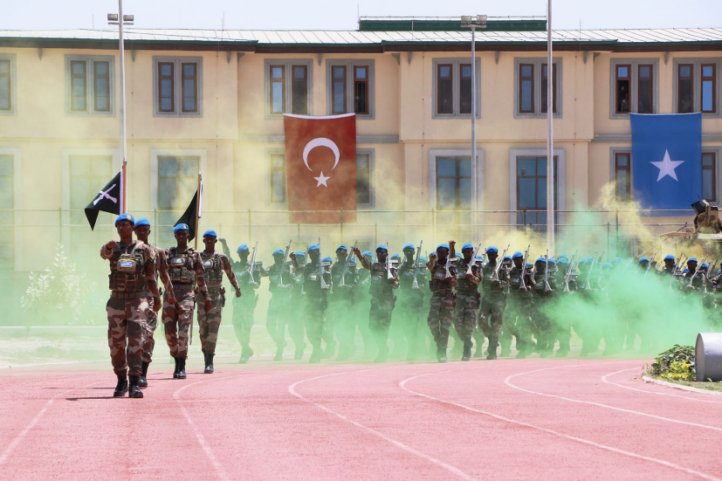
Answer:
[
  {"xmin": 175, "ymin": 190, "xmax": 199, "ymax": 241},
  {"xmin": 84, "ymin": 171, "xmax": 122, "ymax": 230}
]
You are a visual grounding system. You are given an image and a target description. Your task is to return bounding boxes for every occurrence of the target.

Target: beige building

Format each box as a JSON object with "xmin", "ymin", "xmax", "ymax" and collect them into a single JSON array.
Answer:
[{"xmin": 1, "ymin": 17, "xmax": 721, "ymax": 275}]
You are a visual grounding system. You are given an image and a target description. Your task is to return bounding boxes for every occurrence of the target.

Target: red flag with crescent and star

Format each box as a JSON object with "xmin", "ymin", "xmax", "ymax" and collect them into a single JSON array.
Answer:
[{"xmin": 284, "ymin": 113, "xmax": 357, "ymax": 223}]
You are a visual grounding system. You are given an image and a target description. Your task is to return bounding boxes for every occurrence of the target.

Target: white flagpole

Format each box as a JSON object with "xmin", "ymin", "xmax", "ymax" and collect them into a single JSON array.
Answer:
[
  {"xmin": 546, "ymin": 0, "xmax": 556, "ymax": 253},
  {"xmin": 194, "ymin": 172, "xmax": 202, "ymax": 251},
  {"xmin": 118, "ymin": 0, "xmax": 128, "ymax": 212}
]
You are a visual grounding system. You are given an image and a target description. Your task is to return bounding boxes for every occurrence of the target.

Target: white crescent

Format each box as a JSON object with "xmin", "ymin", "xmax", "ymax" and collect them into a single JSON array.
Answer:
[{"xmin": 303, "ymin": 138, "xmax": 340, "ymax": 172}]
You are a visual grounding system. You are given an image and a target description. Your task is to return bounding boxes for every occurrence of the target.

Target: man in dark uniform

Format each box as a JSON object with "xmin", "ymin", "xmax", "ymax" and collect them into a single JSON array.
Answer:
[
  {"xmin": 133, "ymin": 217, "xmax": 174, "ymax": 388},
  {"xmin": 330, "ymin": 245, "xmax": 360, "ymax": 360},
  {"xmin": 288, "ymin": 250, "xmax": 308, "ymax": 359},
  {"xmin": 427, "ymin": 242, "xmax": 457, "ymax": 362},
  {"xmin": 163, "ymin": 223, "xmax": 211, "ymax": 379},
  {"xmin": 353, "ymin": 244, "xmax": 399, "ymax": 362},
  {"xmin": 532, "ymin": 257, "xmax": 555, "ymax": 356},
  {"xmin": 478, "ymin": 246, "xmax": 508, "ymax": 360},
  {"xmin": 396, "ymin": 243, "xmax": 428, "ymax": 360},
  {"xmin": 198, "ymin": 230, "xmax": 241, "ymax": 373},
  {"xmin": 267, "ymin": 245, "xmax": 293, "ymax": 360},
  {"xmin": 101, "ymin": 213, "xmax": 161, "ymax": 398},
  {"xmin": 454, "ymin": 243, "xmax": 481, "ymax": 361},
  {"xmin": 502, "ymin": 251, "xmax": 535, "ymax": 358},
  {"xmin": 290, "ymin": 244, "xmax": 332, "ymax": 363}
]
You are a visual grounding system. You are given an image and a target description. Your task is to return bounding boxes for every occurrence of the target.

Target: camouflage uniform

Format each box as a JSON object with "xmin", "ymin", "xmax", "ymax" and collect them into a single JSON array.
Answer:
[
  {"xmin": 366, "ymin": 259, "xmax": 398, "ymax": 361},
  {"xmin": 330, "ymin": 253, "xmax": 360, "ymax": 360},
  {"xmin": 478, "ymin": 259, "xmax": 508, "ymax": 359},
  {"xmin": 502, "ymin": 261, "xmax": 535, "ymax": 357},
  {"xmin": 395, "ymin": 254, "xmax": 428, "ymax": 360},
  {"xmin": 302, "ymin": 255, "xmax": 332, "ymax": 362},
  {"xmin": 231, "ymin": 258, "xmax": 264, "ymax": 362},
  {"xmin": 427, "ymin": 260, "xmax": 456, "ymax": 360},
  {"xmin": 141, "ymin": 245, "xmax": 168, "ymax": 366},
  {"xmin": 101, "ymin": 240, "xmax": 156, "ymax": 386},
  {"xmin": 197, "ymin": 250, "xmax": 234, "ymax": 359},
  {"xmin": 553, "ymin": 260, "xmax": 577, "ymax": 356},
  {"xmin": 164, "ymin": 246, "xmax": 206, "ymax": 363},
  {"xmin": 267, "ymin": 256, "xmax": 293, "ymax": 360},
  {"xmin": 454, "ymin": 257, "xmax": 480, "ymax": 360},
  {"xmin": 531, "ymin": 261, "xmax": 555, "ymax": 355},
  {"xmin": 288, "ymin": 253, "xmax": 308, "ymax": 359}
]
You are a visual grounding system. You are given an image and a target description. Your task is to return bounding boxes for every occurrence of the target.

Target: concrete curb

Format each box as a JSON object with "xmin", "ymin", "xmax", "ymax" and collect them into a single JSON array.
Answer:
[{"xmin": 641, "ymin": 374, "xmax": 722, "ymax": 396}]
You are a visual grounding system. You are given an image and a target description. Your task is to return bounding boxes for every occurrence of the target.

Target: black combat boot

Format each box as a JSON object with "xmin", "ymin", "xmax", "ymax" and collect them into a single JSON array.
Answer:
[
  {"xmin": 113, "ymin": 371, "xmax": 128, "ymax": 397},
  {"xmin": 487, "ymin": 337, "xmax": 498, "ymax": 360},
  {"xmin": 177, "ymin": 357, "xmax": 187, "ymax": 379},
  {"xmin": 204, "ymin": 352, "xmax": 214, "ymax": 374},
  {"xmin": 138, "ymin": 362, "xmax": 149, "ymax": 388},
  {"xmin": 462, "ymin": 341, "xmax": 472, "ymax": 361},
  {"xmin": 173, "ymin": 357, "xmax": 181, "ymax": 379},
  {"xmin": 128, "ymin": 376, "xmax": 144, "ymax": 398}
]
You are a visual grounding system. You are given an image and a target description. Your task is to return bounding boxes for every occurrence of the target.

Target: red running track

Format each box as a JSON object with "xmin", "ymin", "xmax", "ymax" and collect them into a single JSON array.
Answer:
[{"xmin": 1, "ymin": 358, "xmax": 721, "ymax": 481}]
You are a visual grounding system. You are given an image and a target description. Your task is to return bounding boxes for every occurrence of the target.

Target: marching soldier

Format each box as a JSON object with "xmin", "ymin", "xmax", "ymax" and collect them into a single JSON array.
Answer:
[
  {"xmin": 353, "ymin": 244, "xmax": 399, "ymax": 362},
  {"xmin": 478, "ymin": 246, "xmax": 508, "ymax": 360},
  {"xmin": 288, "ymin": 250, "xmax": 308, "ymax": 359},
  {"xmin": 502, "ymin": 251, "xmax": 535, "ymax": 358},
  {"xmin": 197, "ymin": 230, "xmax": 241, "ymax": 373},
  {"xmin": 454, "ymin": 243, "xmax": 481, "ymax": 361},
  {"xmin": 532, "ymin": 257, "xmax": 555, "ymax": 356},
  {"xmin": 427, "ymin": 242, "xmax": 457, "ymax": 363},
  {"xmin": 330, "ymin": 245, "xmax": 360, "ymax": 360},
  {"xmin": 553, "ymin": 256, "xmax": 575, "ymax": 356},
  {"xmin": 267, "ymin": 246, "xmax": 293, "ymax": 360},
  {"xmin": 132, "ymin": 217, "xmax": 174, "ymax": 388},
  {"xmin": 164, "ymin": 223, "xmax": 211, "ymax": 379},
  {"xmin": 396, "ymin": 243, "xmax": 428, "ymax": 361},
  {"xmin": 101, "ymin": 213, "xmax": 161, "ymax": 398}
]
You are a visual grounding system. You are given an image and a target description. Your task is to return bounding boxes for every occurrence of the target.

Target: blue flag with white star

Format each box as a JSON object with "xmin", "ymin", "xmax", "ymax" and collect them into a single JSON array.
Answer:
[{"xmin": 631, "ymin": 113, "xmax": 702, "ymax": 213}]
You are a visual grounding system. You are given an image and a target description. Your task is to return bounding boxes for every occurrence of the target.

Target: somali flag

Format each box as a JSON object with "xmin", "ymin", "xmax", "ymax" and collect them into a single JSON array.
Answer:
[{"xmin": 631, "ymin": 113, "xmax": 702, "ymax": 212}]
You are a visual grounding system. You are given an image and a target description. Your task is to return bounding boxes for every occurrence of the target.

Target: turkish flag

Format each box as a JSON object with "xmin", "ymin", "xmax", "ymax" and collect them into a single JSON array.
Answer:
[{"xmin": 284, "ymin": 113, "xmax": 357, "ymax": 223}]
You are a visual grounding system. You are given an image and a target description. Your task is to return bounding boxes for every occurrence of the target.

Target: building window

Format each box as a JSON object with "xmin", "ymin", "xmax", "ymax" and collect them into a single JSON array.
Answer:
[
  {"xmin": 265, "ymin": 61, "xmax": 311, "ymax": 116},
  {"xmin": 611, "ymin": 59, "xmax": 657, "ymax": 116},
  {"xmin": 515, "ymin": 59, "xmax": 561, "ymax": 117},
  {"xmin": 157, "ymin": 155, "xmax": 200, "ymax": 242},
  {"xmin": 702, "ymin": 152, "xmax": 717, "ymax": 201},
  {"xmin": 675, "ymin": 61, "xmax": 719, "ymax": 114},
  {"xmin": 154, "ymin": 57, "xmax": 202, "ymax": 116},
  {"xmin": 0, "ymin": 154, "xmax": 13, "ymax": 270},
  {"xmin": 614, "ymin": 152, "xmax": 632, "ymax": 201},
  {"xmin": 327, "ymin": 60, "xmax": 374, "ymax": 117},
  {"xmin": 516, "ymin": 156, "xmax": 558, "ymax": 227},
  {"xmin": 66, "ymin": 56, "xmax": 113, "ymax": 114},
  {"xmin": 357, "ymin": 152, "xmax": 372, "ymax": 206},
  {"xmin": 436, "ymin": 156, "xmax": 472, "ymax": 210},
  {"xmin": 433, "ymin": 59, "xmax": 480, "ymax": 117},
  {"xmin": 0, "ymin": 57, "xmax": 11, "ymax": 111},
  {"xmin": 270, "ymin": 154, "xmax": 286, "ymax": 204}
]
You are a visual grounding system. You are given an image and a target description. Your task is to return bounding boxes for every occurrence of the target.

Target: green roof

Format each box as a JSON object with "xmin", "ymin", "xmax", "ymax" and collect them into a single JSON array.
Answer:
[{"xmin": 358, "ymin": 17, "xmax": 547, "ymax": 32}]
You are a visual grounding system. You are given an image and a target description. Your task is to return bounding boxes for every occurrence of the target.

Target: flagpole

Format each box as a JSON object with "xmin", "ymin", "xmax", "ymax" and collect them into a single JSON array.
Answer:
[
  {"xmin": 194, "ymin": 172, "xmax": 202, "ymax": 251},
  {"xmin": 121, "ymin": 162, "xmax": 126, "ymax": 214},
  {"xmin": 546, "ymin": 0, "xmax": 556, "ymax": 253}
]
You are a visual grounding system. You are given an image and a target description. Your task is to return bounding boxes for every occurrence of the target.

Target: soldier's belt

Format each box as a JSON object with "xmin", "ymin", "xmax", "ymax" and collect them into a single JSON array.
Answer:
[{"xmin": 110, "ymin": 291, "xmax": 146, "ymax": 300}]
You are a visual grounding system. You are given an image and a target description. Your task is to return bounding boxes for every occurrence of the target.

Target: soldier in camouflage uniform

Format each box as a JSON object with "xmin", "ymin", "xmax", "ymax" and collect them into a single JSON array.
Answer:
[
  {"xmin": 553, "ymin": 256, "xmax": 577, "ymax": 356},
  {"xmin": 502, "ymin": 251, "xmax": 535, "ymax": 358},
  {"xmin": 290, "ymin": 244, "xmax": 332, "ymax": 363},
  {"xmin": 453, "ymin": 244, "xmax": 481, "ymax": 361},
  {"xmin": 101, "ymin": 213, "xmax": 161, "ymax": 398},
  {"xmin": 288, "ymin": 250, "xmax": 308, "ymax": 359},
  {"xmin": 395, "ymin": 243, "xmax": 428, "ymax": 361},
  {"xmin": 427, "ymin": 241, "xmax": 457, "ymax": 363},
  {"xmin": 133, "ymin": 218, "xmax": 175, "ymax": 388},
  {"xmin": 267, "ymin": 245, "xmax": 293, "ymax": 360},
  {"xmin": 354, "ymin": 245, "xmax": 399, "ymax": 362},
  {"xmin": 478, "ymin": 246, "xmax": 508, "ymax": 360},
  {"xmin": 198, "ymin": 230, "xmax": 241, "ymax": 373},
  {"xmin": 220, "ymin": 239, "xmax": 266, "ymax": 363},
  {"xmin": 164, "ymin": 223, "xmax": 211, "ymax": 379},
  {"xmin": 531, "ymin": 257, "xmax": 555, "ymax": 356},
  {"xmin": 330, "ymin": 245, "xmax": 360, "ymax": 360}
]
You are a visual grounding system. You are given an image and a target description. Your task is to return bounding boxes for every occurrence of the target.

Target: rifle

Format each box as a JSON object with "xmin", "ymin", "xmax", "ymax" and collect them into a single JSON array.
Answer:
[
  {"xmin": 584, "ymin": 256, "xmax": 597, "ymax": 290},
  {"xmin": 674, "ymin": 253, "xmax": 686, "ymax": 276},
  {"xmin": 467, "ymin": 242, "xmax": 483, "ymax": 276},
  {"xmin": 643, "ymin": 252, "xmax": 656, "ymax": 277},
  {"xmin": 339, "ymin": 240, "xmax": 357, "ymax": 288},
  {"xmin": 563, "ymin": 255, "xmax": 577, "ymax": 293},
  {"xmin": 277, "ymin": 240, "xmax": 292, "ymax": 288},
  {"xmin": 519, "ymin": 244, "xmax": 531, "ymax": 290},
  {"xmin": 543, "ymin": 251, "xmax": 552, "ymax": 292},
  {"xmin": 492, "ymin": 244, "xmax": 511, "ymax": 283},
  {"xmin": 707, "ymin": 259, "xmax": 719, "ymax": 281},
  {"xmin": 248, "ymin": 241, "xmax": 259, "ymax": 286},
  {"xmin": 385, "ymin": 242, "xmax": 395, "ymax": 280},
  {"xmin": 411, "ymin": 240, "xmax": 423, "ymax": 290},
  {"xmin": 318, "ymin": 237, "xmax": 329, "ymax": 290},
  {"xmin": 687, "ymin": 258, "xmax": 706, "ymax": 289},
  {"xmin": 444, "ymin": 243, "xmax": 455, "ymax": 279}
]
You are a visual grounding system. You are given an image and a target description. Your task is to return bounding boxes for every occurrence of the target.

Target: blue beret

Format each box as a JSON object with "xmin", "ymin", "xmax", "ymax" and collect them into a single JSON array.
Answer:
[
  {"xmin": 322, "ymin": 256, "xmax": 332, "ymax": 262},
  {"xmin": 202, "ymin": 229, "xmax": 218, "ymax": 238},
  {"xmin": 486, "ymin": 246, "xmax": 498, "ymax": 254},
  {"xmin": 419, "ymin": 255, "xmax": 428, "ymax": 262},
  {"xmin": 173, "ymin": 223, "xmax": 189, "ymax": 233},
  {"xmin": 503, "ymin": 255, "xmax": 511, "ymax": 261},
  {"xmin": 376, "ymin": 244, "xmax": 388, "ymax": 252},
  {"xmin": 294, "ymin": 250, "xmax": 306, "ymax": 257},
  {"xmin": 548, "ymin": 258, "xmax": 556, "ymax": 265},
  {"xmin": 603, "ymin": 262, "xmax": 614, "ymax": 269},
  {"xmin": 461, "ymin": 243, "xmax": 474, "ymax": 251},
  {"xmin": 701, "ymin": 262, "xmax": 709, "ymax": 269},
  {"xmin": 348, "ymin": 256, "xmax": 357, "ymax": 265},
  {"xmin": 639, "ymin": 256, "xmax": 649, "ymax": 263},
  {"xmin": 535, "ymin": 257, "xmax": 547, "ymax": 264},
  {"xmin": 362, "ymin": 250, "xmax": 373, "ymax": 257},
  {"xmin": 688, "ymin": 257, "xmax": 698, "ymax": 263},
  {"xmin": 134, "ymin": 217, "xmax": 150, "ymax": 227},
  {"xmin": 512, "ymin": 251, "xmax": 524, "ymax": 259},
  {"xmin": 557, "ymin": 258, "xmax": 569, "ymax": 265},
  {"xmin": 308, "ymin": 244, "xmax": 320, "ymax": 252},
  {"xmin": 526, "ymin": 262, "xmax": 533, "ymax": 268},
  {"xmin": 663, "ymin": 254, "xmax": 675, "ymax": 261},
  {"xmin": 437, "ymin": 243, "xmax": 450, "ymax": 251},
  {"xmin": 336, "ymin": 244, "xmax": 348, "ymax": 252},
  {"xmin": 390, "ymin": 253, "xmax": 400, "ymax": 260},
  {"xmin": 115, "ymin": 213, "xmax": 135, "ymax": 226},
  {"xmin": 272, "ymin": 248, "xmax": 284, "ymax": 256},
  {"xmin": 237, "ymin": 244, "xmax": 249, "ymax": 253},
  {"xmin": 402, "ymin": 243, "xmax": 415, "ymax": 250}
]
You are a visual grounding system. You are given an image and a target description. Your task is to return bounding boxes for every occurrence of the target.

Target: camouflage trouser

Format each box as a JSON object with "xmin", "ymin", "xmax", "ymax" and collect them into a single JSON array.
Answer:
[
  {"xmin": 107, "ymin": 295, "xmax": 149, "ymax": 377},
  {"xmin": 288, "ymin": 294, "xmax": 306, "ymax": 355},
  {"xmin": 370, "ymin": 295, "xmax": 395, "ymax": 331},
  {"xmin": 304, "ymin": 296, "xmax": 328, "ymax": 350},
  {"xmin": 478, "ymin": 296, "xmax": 506, "ymax": 354},
  {"xmin": 197, "ymin": 290, "xmax": 224, "ymax": 356},
  {"xmin": 454, "ymin": 292, "xmax": 479, "ymax": 345},
  {"xmin": 501, "ymin": 297, "xmax": 534, "ymax": 355},
  {"xmin": 141, "ymin": 296, "xmax": 158, "ymax": 363},
  {"xmin": 163, "ymin": 287, "xmax": 195, "ymax": 359},
  {"xmin": 329, "ymin": 293, "xmax": 357, "ymax": 359},
  {"xmin": 267, "ymin": 293, "xmax": 290, "ymax": 351},
  {"xmin": 394, "ymin": 290, "xmax": 426, "ymax": 359},
  {"xmin": 530, "ymin": 299, "xmax": 554, "ymax": 353},
  {"xmin": 232, "ymin": 292, "xmax": 257, "ymax": 350},
  {"xmin": 427, "ymin": 292, "xmax": 455, "ymax": 350}
]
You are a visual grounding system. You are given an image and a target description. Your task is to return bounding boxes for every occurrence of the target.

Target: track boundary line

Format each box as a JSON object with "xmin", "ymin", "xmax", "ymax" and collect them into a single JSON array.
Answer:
[
  {"xmin": 602, "ymin": 368, "xmax": 722, "ymax": 404},
  {"xmin": 400, "ymin": 371, "xmax": 722, "ymax": 481},
  {"xmin": 288, "ymin": 368, "xmax": 476, "ymax": 481},
  {"xmin": 505, "ymin": 365, "xmax": 722, "ymax": 433}
]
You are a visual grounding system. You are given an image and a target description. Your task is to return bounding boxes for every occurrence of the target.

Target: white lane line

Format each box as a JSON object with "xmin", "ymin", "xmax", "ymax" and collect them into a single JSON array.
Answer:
[
  {"xmin": 601, "ymin": 368, "xmax": 722, "ymax": 403},
  {"xmin": 289, "ymin": 369, "xmax": 476, "ymax": 481},
  {"xmin": 173, "ymin": 376, "xmax": 234, "ymax": 481},
  {"xmin": 400, "ymin": 373, "xmax": 722, "ymax": 481},
  {"xmin": 505, "ymin": 366, "xmax": 722, "ymax": 433}
]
